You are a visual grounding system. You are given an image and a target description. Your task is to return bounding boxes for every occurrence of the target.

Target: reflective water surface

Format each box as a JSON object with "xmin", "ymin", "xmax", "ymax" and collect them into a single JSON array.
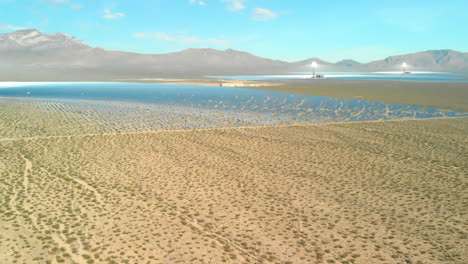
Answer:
[{"xmin": 0, "ymin": 82, "xmax": 466, "ymax": 137}]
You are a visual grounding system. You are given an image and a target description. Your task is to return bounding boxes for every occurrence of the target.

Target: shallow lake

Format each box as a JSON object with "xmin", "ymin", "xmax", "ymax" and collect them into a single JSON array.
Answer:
[{"xmin": 0, "ymin": 82, "xmax": 466, "ymax": 136}]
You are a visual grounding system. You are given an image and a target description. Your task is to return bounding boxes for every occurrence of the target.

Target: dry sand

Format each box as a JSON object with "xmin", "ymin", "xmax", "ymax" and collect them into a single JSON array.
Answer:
[{"xmin": 1, "ymin": 117, "xmax": 467, "ymax": 264}]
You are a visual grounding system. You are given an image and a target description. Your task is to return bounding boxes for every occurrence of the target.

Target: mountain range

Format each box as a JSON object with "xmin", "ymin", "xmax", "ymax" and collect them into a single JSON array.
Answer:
[{"xmin": 0, "ymin": 29, "xmax": 467, "ymax": 81}]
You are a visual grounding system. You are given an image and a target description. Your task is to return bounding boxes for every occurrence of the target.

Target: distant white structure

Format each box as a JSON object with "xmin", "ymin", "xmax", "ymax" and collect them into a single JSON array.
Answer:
[
  {"xmin": 402, "ymin": 62, "xmax": 411, "ymax": 74},
  {"xmin": 311, "ymin": 61, "xmax": 317, "ymax": 78}
]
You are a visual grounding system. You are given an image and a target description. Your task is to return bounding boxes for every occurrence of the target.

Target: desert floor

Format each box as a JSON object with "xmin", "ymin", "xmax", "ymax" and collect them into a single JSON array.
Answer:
[{"xmin": 1, "ymin": 117, "xmax": 467, "ymax": 264}]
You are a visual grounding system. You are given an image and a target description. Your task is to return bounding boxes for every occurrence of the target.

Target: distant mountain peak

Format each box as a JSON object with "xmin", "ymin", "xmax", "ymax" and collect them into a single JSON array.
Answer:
[
  {"xmin": 293, "ymin": 57, "xmax": 332, "ymax": 65},
  {"xmin": 335, "ymin": 59, "xmax": 362, "ymax": 68},
  {"xmin": 224, "ymin": 48, "xmax": 246, "ymax": 53},
  {"xmin": 336, "ymin": 59, "xmax": 361, "ymax": 64},
  {"xmin": 0, "ymin": 28, "xmax": 89, "ymax": 50}
]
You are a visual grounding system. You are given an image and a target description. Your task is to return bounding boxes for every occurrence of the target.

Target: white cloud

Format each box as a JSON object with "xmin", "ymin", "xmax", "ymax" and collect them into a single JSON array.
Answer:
[
  {"xmin": 222, "ymin": 0, "xmax": 246, "ymax": 12},
  {"xmin": 154, "ymin": 32, "xmax": 176, "ymax": 41},
  {"xmin": 103, "ymin": 9, "xmax": 125, "ymax": 19},
  {"xmin": 133, "ymin": 31, "xmax": 230, "ymax": 46},
  {"xmin": 252, "ymin": 8, "xmax": 278, "ymax": 21},
  {"xmin": 190, "ymin": 0, "xmax": 207, "ymax": 6},
  {"xmin": 0, "ymin": 23, "xmax": 27, "ymax": 31},
  {"xmin": 133, "ymin": 32, "xmax": 148, "ymax": 38},
  {"xmin": 49, "ymin": 0, "xmax": 83, "ymax": 10}
]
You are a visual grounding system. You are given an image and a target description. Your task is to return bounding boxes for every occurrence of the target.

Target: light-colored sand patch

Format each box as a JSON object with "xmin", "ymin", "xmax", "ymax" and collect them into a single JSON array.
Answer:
[{"xmin": 21, "ymin": 155, "xmax": 32, "ymax": 197}]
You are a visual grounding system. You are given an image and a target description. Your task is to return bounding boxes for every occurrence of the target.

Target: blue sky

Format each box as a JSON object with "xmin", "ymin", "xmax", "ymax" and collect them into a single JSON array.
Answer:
[{"xmin": 1, "ymin": 0, "xmax": 467, "ymax": 62}]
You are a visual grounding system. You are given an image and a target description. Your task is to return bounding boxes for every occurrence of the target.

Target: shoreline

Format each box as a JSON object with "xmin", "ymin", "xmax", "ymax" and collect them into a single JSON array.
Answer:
[
  {"xmin": 120, "ymin": 79, "xmax": 468, "ymax": 112},
  {"xmin": 2, "ymin": 115, "xmax": 467, "ymax": 142},
  {"xmin": 1, "ymin": 79, "xmax": 467, "ymax": 113}
]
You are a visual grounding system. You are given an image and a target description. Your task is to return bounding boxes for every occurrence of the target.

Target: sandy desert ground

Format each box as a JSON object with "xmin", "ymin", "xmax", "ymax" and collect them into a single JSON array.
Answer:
[{"xmin": 1, "ymin": 117, "xmax": 467, "ymax": 264}]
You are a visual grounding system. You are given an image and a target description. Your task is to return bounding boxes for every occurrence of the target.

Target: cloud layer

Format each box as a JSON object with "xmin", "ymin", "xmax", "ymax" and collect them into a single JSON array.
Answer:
[
  {"xmin": 252, "ymin": 8, "xmax": 279, "ymax": 21},
  {"xmin": 222, "ymin": 0, "xmax": 246, "ymax": 12},
  {"xmin": 103, "ymin": 9, "xmax": 125, "ymax": 19},
  {"xmin": 0, "ymin": 23, "xmax": 26, "ymax": 31},
  {"xmin": 189, "ymin": 0, "xmax": 206, "ymax": 6}
]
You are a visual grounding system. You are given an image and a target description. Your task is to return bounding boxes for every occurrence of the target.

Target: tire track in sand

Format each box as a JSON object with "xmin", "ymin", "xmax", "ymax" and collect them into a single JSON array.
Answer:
[
  {"xmin": 22, "ymin": 155, "xmax": 32, "ymax": 197},
  {"xmin": 64, "ymin": 168, "xmax": 103, "ymax": 205}
]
